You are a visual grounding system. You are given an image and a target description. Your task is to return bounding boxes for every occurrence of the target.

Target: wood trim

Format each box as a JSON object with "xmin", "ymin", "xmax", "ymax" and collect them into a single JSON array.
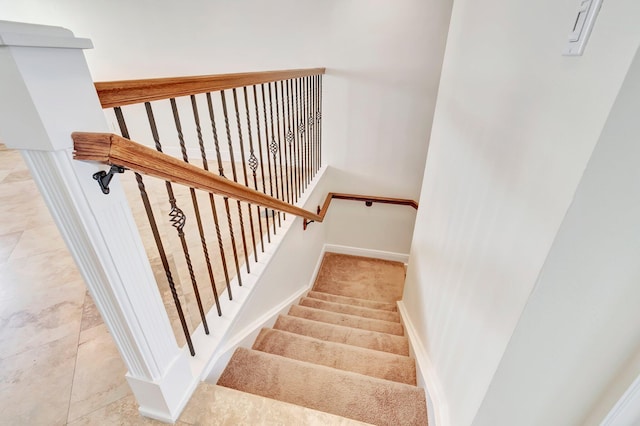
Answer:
[
  {"xmin": 318, "ymin": 193, "xmax": 418, "ymax": 218},
  {"xmin": 72, "ymin": 132, "xmax": 323, "ymax": 222},
  {"xmin": 95, "ymin": 68, "xmax": 326, "ymax": 108},
  {"xmin": 72, "ymin": 132, "xmax": 418, "ymax": 227}
]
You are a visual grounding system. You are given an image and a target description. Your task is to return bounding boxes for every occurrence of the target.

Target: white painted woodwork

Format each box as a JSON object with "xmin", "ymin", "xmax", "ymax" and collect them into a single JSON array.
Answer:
[
  {"xmin": 0, "ymin": 20, "xmax": 195, "ymax": 422},
  {"xmin": 403, "ymin": 1, "xmax": 640, "ymax": 425}
]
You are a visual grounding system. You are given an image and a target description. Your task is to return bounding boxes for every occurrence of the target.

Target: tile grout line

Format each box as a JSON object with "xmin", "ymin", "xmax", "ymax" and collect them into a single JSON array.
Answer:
[{"xmin": 65, "ymin": 291, "xmax": 87, "ymax": 425}]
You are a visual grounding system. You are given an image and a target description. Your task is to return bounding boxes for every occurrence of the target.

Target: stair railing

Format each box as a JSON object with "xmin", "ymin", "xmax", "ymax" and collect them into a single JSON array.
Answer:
[{"xmin": 77, "ymin": 68, "xmax": 325, "ymax": 356}]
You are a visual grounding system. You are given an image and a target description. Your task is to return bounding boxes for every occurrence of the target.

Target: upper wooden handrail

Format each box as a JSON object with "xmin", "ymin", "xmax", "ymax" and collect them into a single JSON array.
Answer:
[{"xmin": 95, "ymin": 67, "xmax": 326, "ymax": 108}]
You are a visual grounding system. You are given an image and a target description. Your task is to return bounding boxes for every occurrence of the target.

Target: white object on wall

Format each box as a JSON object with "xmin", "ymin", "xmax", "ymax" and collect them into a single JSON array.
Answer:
[{"xmin": 564, "ymin": 0, "xmax": 603, "ymax": 56}]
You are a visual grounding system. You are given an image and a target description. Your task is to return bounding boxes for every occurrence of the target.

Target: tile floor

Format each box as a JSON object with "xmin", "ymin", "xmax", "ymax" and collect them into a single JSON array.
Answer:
[{"xmin": 0, "ymin": 143, "xmax": 331, "ymax": 425}]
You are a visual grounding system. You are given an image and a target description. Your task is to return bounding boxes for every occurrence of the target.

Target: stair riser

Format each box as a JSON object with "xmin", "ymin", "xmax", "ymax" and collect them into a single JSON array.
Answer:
[
  {"xmin": 289, "ymin": 305, "xmax": 404, "ymax": 336},
  {"xmin": 253, "ymin": 328, "xmax": 416, "ymax": 385},
  {"xmin": 300, "ymin": 297, "xmax": 401, "ymax": 322},
  {"xmin": 307, "ymin": 290, "xmax": 398, "ymax": 312},
  {"xmin": 273, "ymin": 315, "xmax": 410, "ymax": 356}
]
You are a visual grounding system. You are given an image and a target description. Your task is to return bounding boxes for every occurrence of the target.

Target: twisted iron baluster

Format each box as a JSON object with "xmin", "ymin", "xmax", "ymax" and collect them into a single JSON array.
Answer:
[
  {"xmin": 285, "ymin": 80, "xmax": 296, "ymax": 204},
  {"xmin": 293, "ymin": 78, "xmax": 302, "ymax": 199},
  {"xmin": 319, "ymin": 75, "xmax": 323, "ymax": 167},
  {"xmin": 114, "ymin": 107, "xmax": 195, "ymax": 356},
  {"xmin": 274, "ymin": 82, "xmax": 287, "ymax": 220},
  {"xmin": 204, "ymin": 92, "xmax": 235, "ymax": 296},
  {"xmin": 244, "ymin": 86, "xmax": 265, "ymax": 253},
  {"xmin": 232, "ymin": 89, "xmax": 258, "ymax": 264},
  {"xmin": 221, "ymin": 90, "xmax": 250, "ymax": 275},
  {"xmin": 261, "ymin": 84, "xmax": 276, "ymax": 235},
  {"xmin": 267, "ymin": 83, "xmax": 281, "ymax": 228},
  {"xmin": 253, "ymin": 85, "xmax": 271, "ymax": 244},
  {"xmin": 146, "ymin": 101, "xmax": 209, "ymax": 335}
]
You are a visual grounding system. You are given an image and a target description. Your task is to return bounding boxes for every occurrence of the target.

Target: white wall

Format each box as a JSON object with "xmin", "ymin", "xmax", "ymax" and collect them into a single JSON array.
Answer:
[
  {"xmin": 0, "ymin": 0, "xmax": 454, "ymax": 259},
  {"xmin": 403, "ymin": 0, "xmax": 640, "ymax": 425},
  {"xmin": 473, "ymin": 46, "xmax": 640, "ymax": 426}
]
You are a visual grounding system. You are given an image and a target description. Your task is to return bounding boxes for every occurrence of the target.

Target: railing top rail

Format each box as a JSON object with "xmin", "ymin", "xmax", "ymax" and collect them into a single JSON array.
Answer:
[{"xmin": 95, "ymin": 67, "xmax": 326, "ymax": 109}]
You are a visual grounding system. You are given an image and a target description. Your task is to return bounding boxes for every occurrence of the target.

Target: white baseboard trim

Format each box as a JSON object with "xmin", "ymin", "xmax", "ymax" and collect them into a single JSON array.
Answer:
[
  {"xmin": 397, "ymin": 301, "xmax": 449, "ymax": 426},
  {"xmin": 323, "ymin": 243, "xmax": 409, "ymax": 264},
  {"xmin": 602, "ymin": 374, "xmax": 640, "ymax": 426}
]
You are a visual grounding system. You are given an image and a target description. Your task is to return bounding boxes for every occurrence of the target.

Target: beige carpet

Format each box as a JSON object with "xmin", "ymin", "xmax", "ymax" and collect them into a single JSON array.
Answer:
[{"xmin": 217, "ymin": 253, "xmax": 427, "ymax": 425}]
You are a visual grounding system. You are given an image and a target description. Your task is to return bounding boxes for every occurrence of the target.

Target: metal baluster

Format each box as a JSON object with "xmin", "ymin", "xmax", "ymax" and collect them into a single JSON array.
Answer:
[
  {"xmin": 294, "ymin": 79, "xmax": 303, "ymax": 198},
  {"xmin": 221, "ymin": 90, "xmax": 251, "ymax": 275},
  {"xmin": 319, "ymin": 75, "xmax": 323, "ymax": 167},
  {"xmin": 233, "ymin": 88, "xmax": 258, "ymax": 262},
  {"xmin": 145, "ymin": 102, "xmax": 209, "ymax": 335},
  {"xmin": 244, "ymin": 87, "xmax": 265, "ymax": 253},
  {"xmin": 308, "ymin": 76, "xmax": 315, "ymax": 179},
  {"xmin": 314, "ymin": 75, "xmax": 320, "ymax": 174},
  {"xmin": 304, "ymin": 77, "xmax": 310, "ymax": 187},
  {"xmin": 274, "ymin": 82, "xmax": 287, "ymax": 220},
  {"xmin": 253, "ymin": 85, "xmax": 271, "ymax": 244},
  {"xmin": 171, "ymin": 98, "xmax": 222, "ymax": 317},
  {"xmin": 261, "ymin": 84, "xmax": 277, "ymax": 235},
  {"xmin": 205, "ymin": 92, "xmax": 236, "ymax": 295},
  {"xmin": 285, "ymin": 80, "xmax": 297, "ymax": 204},
  {"xmin": 113, "ymin": 107, "xmax": 195, "ymax": 356},
  {"xmin": 267, "ymin": 83, "xmax": 282, "ymax": 228}
]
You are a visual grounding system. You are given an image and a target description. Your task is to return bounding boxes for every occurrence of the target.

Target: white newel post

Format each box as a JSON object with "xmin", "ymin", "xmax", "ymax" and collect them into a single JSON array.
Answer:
[{"xmin": 0, "ymin": 21, "xmax": 196, "ymax": 422}]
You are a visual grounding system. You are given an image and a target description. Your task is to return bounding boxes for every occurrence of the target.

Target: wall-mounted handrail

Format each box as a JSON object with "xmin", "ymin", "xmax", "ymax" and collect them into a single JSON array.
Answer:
[
  {"xmin": 95, "ymin": 67, "xmax": 326, "ymax": 108},
  {"xmin": 72, "ymin": 131, "xmax": 323, "ymax": 222}
]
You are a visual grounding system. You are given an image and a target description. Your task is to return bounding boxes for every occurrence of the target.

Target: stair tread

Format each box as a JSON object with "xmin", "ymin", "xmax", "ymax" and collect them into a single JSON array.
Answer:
[
  {"xmin": 289, "ymin": 305, "xmax": 404, "ymax": 336},
  {"xmin": 218, "ymin": 348, "xmax": 427, "ymax": 426},
  {"xmin": 253, "ymin": 328, "xmax": 416, "ymax": 385},
  {"xmin": 299, "ymin": 297, "xmax": 401, "ymax": 323},
  {"xmin": 180, "ymin": 383, "xmax": 370, "ymax": 425},
  {"xmin": 274, "ymin": 315, "xmax": 409, "ymax": 356},
  {"xmin": 307, "ymin": 290, "xmax": 398, "ymax": 312}
]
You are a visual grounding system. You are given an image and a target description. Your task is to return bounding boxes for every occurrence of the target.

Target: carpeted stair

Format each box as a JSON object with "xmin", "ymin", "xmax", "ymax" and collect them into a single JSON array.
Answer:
[{"xmin": 217, "ymin": 253, "xmax": 427, "ymax": 425}]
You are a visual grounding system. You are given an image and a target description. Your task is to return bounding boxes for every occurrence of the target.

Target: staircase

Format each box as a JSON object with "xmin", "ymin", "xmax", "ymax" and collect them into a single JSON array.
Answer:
[{"xmin": 217, "ymin": 253, "xmax": 428, "ymax": 425}]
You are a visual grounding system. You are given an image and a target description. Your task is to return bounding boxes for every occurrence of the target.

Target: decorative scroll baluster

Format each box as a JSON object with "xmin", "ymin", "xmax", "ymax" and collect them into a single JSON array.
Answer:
[
  {"xmin": 244, "ymin": 87, "xmax": 265, "ymax": 253},
  {"xmin": 253, "ymin": 85, "xmax": 271, "ymax": 244},
  {"xmin": 279, "ymin": 81, "xmax": 291, "ymax": 208},
  {"xmin": 274, "ymin": 82, "xmax": 287, "ymax": 219},
  {"xmin": 319, "ymin": 75, "xmax": 323, "ymax": 167},
  {"xmin": 291, "ymin": 79, "xmax": 300, "ymax": 200},
  {"xmin": 113, "ymin": 107, "xmax": 195, "ymax": 356},
  {"xmin": 170, "ymin": 98, "xmax": 222, "ymax": 317},
  {"xmin": 314, "ymin": 75, "xmax": 319, "ymax": 174},
  {"xmin": 267, "ymin": 83, "xmax": 282, "ymax": 227},
  {"xmin": 285, "ymin": 80, "xmax": 297, "ymax": 204},
  {"xmin": 294, "ymin": 79, "xmax": 303, "ymax": 198},
  {"xmin": 310, "ymin": 76, "xmax": 316, "ymax": 175},
  {"xmin": 232, "ymin": 88, "xmax": 258, "ymax": 262},
  {"xmin": 303, "ymin": 77, "xmax": 310, "ymax": 188},
  {"xmin": 221, "ymin": 90, "xmax": 251, "ymax": 274},
  {"xmin": 205, "ymin": 92, "xmax": 237, "ymax": 293},
  {"xmin": 307, "ymin": 77, "xmax": 314, "ymax": 180},
  {"xmin": 145, "ymin": 102, "xmax": 209, "ymax": 335},
  {"xmin": 260, "ymin": 84, "xmax": 276, "ymax": 235}
]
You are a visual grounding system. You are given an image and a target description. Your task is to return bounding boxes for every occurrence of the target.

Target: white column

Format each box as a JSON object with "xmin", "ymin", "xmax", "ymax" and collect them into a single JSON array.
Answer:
[{"xmin": 0, "ymin": 21, "xmax": 196, "ymax": 422}]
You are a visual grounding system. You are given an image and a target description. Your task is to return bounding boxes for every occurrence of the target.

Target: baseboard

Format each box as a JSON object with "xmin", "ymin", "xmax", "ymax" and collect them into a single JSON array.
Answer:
[
  {"xmin": 397, "ymin": 301, "xmax": 449, "ymax": 426},
  {"xmin": 602, "ymin": 374, "xmax": 640, "ymax": 426},
  {"xmin": 323, "ymin": 243, "xmax": 409, "ymax": 264}
]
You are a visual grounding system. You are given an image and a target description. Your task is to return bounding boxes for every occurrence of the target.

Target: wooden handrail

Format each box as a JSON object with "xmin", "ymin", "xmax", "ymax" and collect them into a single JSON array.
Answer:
[
  {"xmin": 71, "ymin": 132, "xmax": 418, "ymax": 228},
  {"xmin": 95, "ymin": 67, "xmax": 326, "ymax": 108},
  {"xmin": 72, "ymin": 132, "xmax": 323, "ymax": 222}
]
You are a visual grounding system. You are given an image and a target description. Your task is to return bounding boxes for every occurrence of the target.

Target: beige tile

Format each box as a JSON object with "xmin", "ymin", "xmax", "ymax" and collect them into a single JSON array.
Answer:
[
  {"xmin": 1, "ymin": 169, "xmax": 32, "ymax": 184},
  {"xmin": 67, "ymin": 393, "xmax": 191, "ymax": 426},
  {"xmin": 0, "ymin": 334, "xmax": 77, "ymax": 425},
  {"xmin": 0, "ymin": 291, "xmax": 83, "ymax": 360},
  {"xmin": 79, "ymin": 291, "xmax": 103, "ymax": 333},
  {"xmin": 0, "ymin": 231, "xmax": 22, "ymax": 264},
  {"xmin": 9, "ymin": 223, "xmax": 66, "ymax": 260},
  {"xmin": 67, "ymin": 328, "xmax": 130, "ymax": 422},
  {"xmin": 180, "ymin": 384, "xmax": 370, "ymax": 425}
]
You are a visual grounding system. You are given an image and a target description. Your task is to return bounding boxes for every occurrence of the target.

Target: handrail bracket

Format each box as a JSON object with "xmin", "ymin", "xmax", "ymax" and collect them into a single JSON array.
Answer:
[{"xmin": 93, "ymin": 164, "xmax": 126, "ymax": 195}]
